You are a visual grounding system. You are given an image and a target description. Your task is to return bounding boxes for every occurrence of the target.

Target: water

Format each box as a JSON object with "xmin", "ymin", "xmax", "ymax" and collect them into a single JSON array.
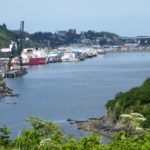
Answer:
[{"xmin": 0, "ymin": 51, "xmax": 150, "ymax": 139}]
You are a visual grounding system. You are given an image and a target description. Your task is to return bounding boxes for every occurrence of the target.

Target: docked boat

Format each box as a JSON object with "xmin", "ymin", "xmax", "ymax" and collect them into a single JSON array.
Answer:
[
  {"xmin": 48, "ymin": 51, "xmax": 62, "ymax": 63},
  {"xmin": 21, "ymin": 49, "xmax": 49, "ymax": 65},
  {"xmin": 97, "ymin": 49, "xmax": 106, "ymax": 55},
  {"xmin": 85, "ymin": 49, "xmax": 98, "ymax": 58},
  {"xmin": 61, "ymin": 52, "xmax": 79, "ymax": 62}
]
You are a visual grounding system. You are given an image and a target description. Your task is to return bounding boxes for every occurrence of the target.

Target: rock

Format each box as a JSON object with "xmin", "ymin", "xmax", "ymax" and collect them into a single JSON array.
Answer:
[
  {"xmin": 75, "ymin": 115, "xmax": 128, "ymax": 138},
  {"xmin": 0, "ymin": 80, "xmax": 18, "ymax": 99},
  {"xmin": 67, "ymin": 118, "xmax": 74, "ymax": 122},
  {"xmin": 67, "ymin": 118, "xmax": 75, "ymax": 124}
]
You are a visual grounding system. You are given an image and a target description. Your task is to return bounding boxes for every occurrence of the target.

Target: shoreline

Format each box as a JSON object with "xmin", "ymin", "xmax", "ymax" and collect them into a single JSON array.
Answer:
[
  {"xmin": 68, "ymin": 116, "xmax": 127, "ymax": 138},
  {"xmin": 103, "ymin": 47, "xmax": 150, "ymax": 53},
  {"xmin": 0, "ymin": 80, "xmax": 18, "ymax": 100}
]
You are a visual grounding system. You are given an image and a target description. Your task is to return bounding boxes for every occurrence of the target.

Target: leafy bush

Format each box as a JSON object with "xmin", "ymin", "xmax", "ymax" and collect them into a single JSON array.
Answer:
[{"xmin": 0, "ymin": 117, "xmax": 149, "ymax": 149}]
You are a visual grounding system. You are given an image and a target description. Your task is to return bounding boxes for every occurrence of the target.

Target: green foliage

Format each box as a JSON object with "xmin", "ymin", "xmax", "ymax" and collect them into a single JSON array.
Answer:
[
  {"xmin": 0, "ymin": 23, "xmax": 37, "ymax": 50},
  {"xmin": 13, "ymin": 116, "xmax": 60, "ymax": 149},
  {"xmin": 26, "ymin": 116, "xmax": 59, "ymax": 137},
  {"xmin": 23, "ymin": 40, "xmax": 37, "ymax": 49},
  {"xmin": 15, "ymin": 128, "xmax": 41, "ymax": 150},
  {"xmin": 0, "ymin": 117, "xmax": 150, "ymax": 150},
  {"xmin": 79, "ymin": 134, "xmax": 102, "ymax": 150},
  {"xmin": 0, "ymin": 125, "xmax": 11, "ymax": 148},
  {"xmin": 0, "ymin": 25, "xmax": 16, "ymax": 49},
  {"xmin": 39, "ymin": 138, "xmax": 61, "ymax": 150},
  {"xmin": 62, "ymin": 139, "xmax": 81, "ymax": 150},
  {"xmin": 105, "ymin": 78, "xmax": 150, "ymax": 128},
  {"xmin": 30, "ymin": 30, "xmax": 120, "ymax": 48},
  {"xmin": 108, "ymin": 131, "xmax": 150, "ymax": 150}
]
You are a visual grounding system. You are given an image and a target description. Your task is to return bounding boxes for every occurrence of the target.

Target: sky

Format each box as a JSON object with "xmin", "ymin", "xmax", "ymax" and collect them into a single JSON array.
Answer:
[{"xmin": 0, "ymin": 0, "xmax": 150, "ymax": 36}]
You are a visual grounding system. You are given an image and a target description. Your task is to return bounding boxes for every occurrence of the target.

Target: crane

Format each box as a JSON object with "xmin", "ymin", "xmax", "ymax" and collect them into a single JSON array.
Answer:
[
  {"xmin": 8, "ymin": 21, "xmax": 24, "ymax": 69},
  {"xmin": 17, "ymin": 21, "xmax": 24, "ymax": 68},
  {"xmin": 5, "ymin": 21, "xmax": 27, "ymax": 78}
]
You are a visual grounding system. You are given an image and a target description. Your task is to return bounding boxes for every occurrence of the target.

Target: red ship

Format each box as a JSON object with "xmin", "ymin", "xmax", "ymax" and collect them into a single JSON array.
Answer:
[{"xmin": 21, "ymin": 49, "xmax": 49, "ymax": 65}]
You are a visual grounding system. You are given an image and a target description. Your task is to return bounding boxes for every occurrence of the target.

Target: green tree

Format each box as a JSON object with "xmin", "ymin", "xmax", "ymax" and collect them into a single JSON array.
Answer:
[{"xmin": 0, "ymin": 125, "xmax": 11, "ymax": 148}]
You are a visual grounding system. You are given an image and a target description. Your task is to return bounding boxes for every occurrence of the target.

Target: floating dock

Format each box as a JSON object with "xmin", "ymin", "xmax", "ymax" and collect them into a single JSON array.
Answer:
[{"xmin": 5, "ymin": 68, "xmax": 28, "ymax": 78}]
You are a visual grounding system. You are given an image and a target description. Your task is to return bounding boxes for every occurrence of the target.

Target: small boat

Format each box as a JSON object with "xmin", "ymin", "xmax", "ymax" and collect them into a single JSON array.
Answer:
[
  {"xmin": 61, "ymin": 52, "xmax": 79, "ymax": 62},
  {"xmin": 97, "ymin": 49, "xmax": 106, "ymax": 55},
  {"xmin": 48, "ymin": 51, "xmax": 62, "ymax": 63}
]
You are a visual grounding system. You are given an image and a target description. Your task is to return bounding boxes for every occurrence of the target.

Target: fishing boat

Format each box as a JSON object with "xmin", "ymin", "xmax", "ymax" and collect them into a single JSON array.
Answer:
[{"xmin": 21, "ymin": 49, "xmax": 49, "ymax": 65}]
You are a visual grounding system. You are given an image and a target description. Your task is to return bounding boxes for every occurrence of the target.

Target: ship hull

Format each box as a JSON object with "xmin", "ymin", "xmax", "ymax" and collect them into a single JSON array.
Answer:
[{"xmin": 23, "ymin": 57, "xmax": 48, "ymax": 66}]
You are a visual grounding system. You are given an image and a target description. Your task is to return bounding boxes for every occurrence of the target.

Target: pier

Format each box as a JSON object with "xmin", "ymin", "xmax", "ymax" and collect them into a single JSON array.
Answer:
[{"xmin": 5, "ymin": 68, "xmax": 27, "ymax": 78}]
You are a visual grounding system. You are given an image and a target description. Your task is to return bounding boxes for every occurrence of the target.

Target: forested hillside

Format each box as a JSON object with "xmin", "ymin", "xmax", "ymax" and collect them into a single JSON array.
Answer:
[
  {"xmin": 0, "ymin": 24, "xmax": 37, "ymax": 50},
  {"xmin": 0, "ymin": 24, "xmax": 15, "ymax": 49},
  {"xmin": 106, "ymin": 78, "xmax": 150, "ymax": 128}
]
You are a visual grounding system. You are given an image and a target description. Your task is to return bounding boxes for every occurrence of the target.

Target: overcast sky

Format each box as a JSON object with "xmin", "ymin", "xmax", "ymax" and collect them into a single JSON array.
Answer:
[{"xmin": 0, "ymin": 0, "xmax": 150, "ymax": 36}]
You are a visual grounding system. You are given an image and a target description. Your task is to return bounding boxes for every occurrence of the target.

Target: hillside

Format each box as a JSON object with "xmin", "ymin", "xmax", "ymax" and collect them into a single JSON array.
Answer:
[
  {"xmin": 30, "ymin": 30, "xmax": 120, "ymax": 48},
  {"xmin": 0, "ymin": 24, "xmax": 37, "ymax": 51},
  {"xmin": 105, "ymin": 78, "xmax": 150, "ymax": 128},
  {"xmin": 0, "ymin": 24, "xmax": 121, "ymax": 49},
  {"xmin": 0, "ymin": 24, "xmax": 16, "ymax": 49},
  {"xmin": 75, "ymin": 78, "xmax": 150, "ymax": 138}
]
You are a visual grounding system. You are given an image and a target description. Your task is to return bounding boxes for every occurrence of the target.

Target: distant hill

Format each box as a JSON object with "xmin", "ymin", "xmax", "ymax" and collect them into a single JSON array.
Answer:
[
  {"xmin": 105, "ymin": 78, "xmax": 150, "ymax": 128},
  {"xmin": 30, "ymin": 30, "xmax": 121, "ymax": 48},
  {"xmin": 0, "ymin": 26, "xmax": 121, "ymax": 49},
  {"xmin": 0, "ymin": 24, "xmax": 16, "ymax": 49},
  {"xmin": 3, "ymin": 23, "xmax": 150, "ymax": 49}
]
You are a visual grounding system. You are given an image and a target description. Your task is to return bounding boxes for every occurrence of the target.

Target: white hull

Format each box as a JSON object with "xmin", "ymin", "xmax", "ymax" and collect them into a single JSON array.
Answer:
[{"xmin": 61, "ymin": 58, "xmax": 79, "ymax": 62}]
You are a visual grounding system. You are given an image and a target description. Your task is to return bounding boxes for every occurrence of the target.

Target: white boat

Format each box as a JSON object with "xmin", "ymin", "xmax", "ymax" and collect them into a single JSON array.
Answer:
[
  {"xmin": 48, "ymin": 51, "xmax": 62, "ymax": 62},
  {"xmin": 61, "ymin": 52, "xmax": 79, "ymax": 62},
  {"xmin": 97, "ymin": 49, "xmax": 106, "ymax": 55}
]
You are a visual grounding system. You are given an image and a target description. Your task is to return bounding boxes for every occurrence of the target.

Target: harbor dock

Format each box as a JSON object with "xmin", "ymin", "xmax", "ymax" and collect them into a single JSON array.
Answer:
[{"xmin": 4, "ymin": 68, "xmax": 27, "ymax": 78}]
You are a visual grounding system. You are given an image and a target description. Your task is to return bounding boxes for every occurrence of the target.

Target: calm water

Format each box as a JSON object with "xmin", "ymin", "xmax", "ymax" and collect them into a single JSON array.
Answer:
[{"xmin": 0, "ymin": 51, "xmax": 150, "ymax": 138}]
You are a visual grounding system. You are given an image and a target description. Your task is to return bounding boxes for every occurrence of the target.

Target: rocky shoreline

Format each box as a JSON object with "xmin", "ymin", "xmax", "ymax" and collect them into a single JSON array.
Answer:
[
  {"xmin": 68, "ymin": 116, "xmax": 127, "ymax": 138},
  {"xmin": 0, "ymin": 80, "xmax": 18, "ymax": 99}
]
